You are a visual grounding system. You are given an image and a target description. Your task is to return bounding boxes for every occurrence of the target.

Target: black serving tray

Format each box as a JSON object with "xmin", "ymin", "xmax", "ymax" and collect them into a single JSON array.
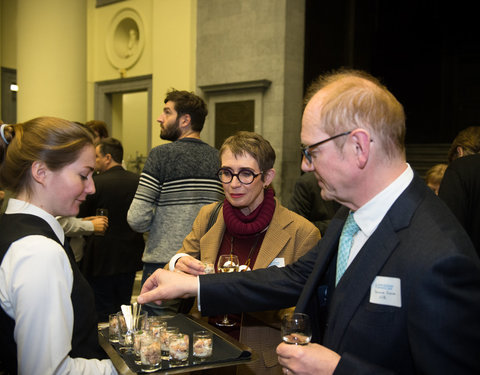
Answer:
[{"xmin": 99, "ymin": 313, "xmax": 254, "ymax": 374}]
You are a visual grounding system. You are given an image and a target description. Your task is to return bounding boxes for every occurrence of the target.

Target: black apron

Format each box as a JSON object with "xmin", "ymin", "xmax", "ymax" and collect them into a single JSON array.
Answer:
[{"xmin": 0, "ymin": 213, "xmax": 106, "ymax": 375}]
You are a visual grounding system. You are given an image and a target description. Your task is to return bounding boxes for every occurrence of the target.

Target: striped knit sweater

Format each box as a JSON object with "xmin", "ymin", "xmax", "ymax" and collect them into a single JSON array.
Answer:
[{"xmin": 127, "ymin": 138, "xmax": 224, "ymax": 264}]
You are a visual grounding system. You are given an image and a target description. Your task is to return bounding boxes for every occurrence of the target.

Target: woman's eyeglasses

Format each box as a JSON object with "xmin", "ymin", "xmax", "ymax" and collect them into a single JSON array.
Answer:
[{"xmin": 217, "ymin": 168, "xmax": 263, "ymax": 185}]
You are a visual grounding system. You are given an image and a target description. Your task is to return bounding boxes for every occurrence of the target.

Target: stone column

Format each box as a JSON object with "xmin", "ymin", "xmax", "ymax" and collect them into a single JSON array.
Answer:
[{"xmin": 17, "ymin": 0, "xmax": 86, "ymax": 122}]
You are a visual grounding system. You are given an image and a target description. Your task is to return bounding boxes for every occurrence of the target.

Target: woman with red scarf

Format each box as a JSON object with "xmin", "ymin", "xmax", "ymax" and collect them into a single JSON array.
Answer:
[{"xmin": 168, "ymin": 131, "xmax": 320, "ymax": 375}]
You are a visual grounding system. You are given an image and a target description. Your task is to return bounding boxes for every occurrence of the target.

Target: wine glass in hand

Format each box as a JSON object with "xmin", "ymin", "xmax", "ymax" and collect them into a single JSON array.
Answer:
[
  {"xmin": 281, "ymin": 313, "xmax": 312, "ymax": 345},
  {"xmin": 216, "ymin": 254, "xmax": 239, "ymax": 327}
]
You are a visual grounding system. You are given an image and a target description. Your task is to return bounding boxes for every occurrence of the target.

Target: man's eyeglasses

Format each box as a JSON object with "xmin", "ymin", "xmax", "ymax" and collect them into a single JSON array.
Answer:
[
  {"xmin": 301, "ymin": 131, "xmax": 352, "ymax": 164},
  {"xmin": 217, "ymin": 168, "xmax": 263, "ymax": 185}
]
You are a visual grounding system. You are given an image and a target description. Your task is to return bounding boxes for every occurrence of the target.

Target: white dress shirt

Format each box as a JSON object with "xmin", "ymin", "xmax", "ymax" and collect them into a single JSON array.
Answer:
[
  {"xmin": 0, "ymin": 199, "xmax": 117, "ymax": 375},
  {"xmin": 348, "ymin": 164, "xmax": 414, "ymax": 266}
]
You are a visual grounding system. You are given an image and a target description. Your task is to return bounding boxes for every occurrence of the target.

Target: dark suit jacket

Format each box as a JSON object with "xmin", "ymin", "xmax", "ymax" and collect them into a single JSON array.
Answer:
[
  {"xmin": 287, "ymin": 172, "xmax": 341, "ymax": 235},
  {"xmin": 439, "ymin": 153, "xmax": 480, "ymax": 257},
  {"xmin": 200, "ymin": 174, "xmax": 480, "ymax": 374},
  {"xmin": 78, "ymin": 166, "xmax": 144, "ymax": 277}
]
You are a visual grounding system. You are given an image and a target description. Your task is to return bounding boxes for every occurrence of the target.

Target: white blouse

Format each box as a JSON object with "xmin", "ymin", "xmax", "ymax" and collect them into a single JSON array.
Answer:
[{"xmin": 0, "ymin": 199, "xmax": 116, "ymax": 375}]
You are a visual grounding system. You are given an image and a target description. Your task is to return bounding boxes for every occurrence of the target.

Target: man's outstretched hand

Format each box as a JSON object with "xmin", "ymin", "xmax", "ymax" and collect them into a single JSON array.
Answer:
[{"xmin": 137, "ymin": 268, "xmax": 198, "ymax": 305}]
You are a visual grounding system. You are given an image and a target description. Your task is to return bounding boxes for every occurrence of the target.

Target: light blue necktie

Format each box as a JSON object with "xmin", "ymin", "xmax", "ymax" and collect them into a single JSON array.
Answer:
[{"xmin": 336, "ymin": 212, "xmax": 360, "ymax": 286}]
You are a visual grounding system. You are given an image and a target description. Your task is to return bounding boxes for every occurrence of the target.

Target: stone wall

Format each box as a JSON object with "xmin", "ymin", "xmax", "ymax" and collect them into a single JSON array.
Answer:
[{"xmin": 196, "ymin": 0, "xmax": 305, "ymax": 202}]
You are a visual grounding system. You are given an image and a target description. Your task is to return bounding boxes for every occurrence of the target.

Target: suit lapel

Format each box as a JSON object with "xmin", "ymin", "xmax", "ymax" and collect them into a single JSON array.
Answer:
[
  {"xmin": 323, "ymin": 175, "xmax": 425, "ymax": 350},
  {"xmin": 324, "ymin": 217, "xmax": 399, "ymax": 349}
]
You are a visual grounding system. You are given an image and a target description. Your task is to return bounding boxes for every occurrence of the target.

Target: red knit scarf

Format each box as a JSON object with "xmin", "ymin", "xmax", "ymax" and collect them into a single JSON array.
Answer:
[{"xmin": 222, "ymin": 187, "xmax": 275, "ymax": 237}]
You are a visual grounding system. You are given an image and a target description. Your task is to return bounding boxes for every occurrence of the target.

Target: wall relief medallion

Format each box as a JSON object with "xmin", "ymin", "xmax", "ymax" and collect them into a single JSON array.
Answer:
[{"xmin": 106, "ymin": 8, "xmax": 145, "ymax": 74}]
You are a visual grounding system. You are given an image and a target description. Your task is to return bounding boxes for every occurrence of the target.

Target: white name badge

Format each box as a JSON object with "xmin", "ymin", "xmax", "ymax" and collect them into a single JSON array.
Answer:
[
  {"xmin": 369, "ymin": 276, "xmax": 402, "ymax": 308},
  {"xmin": 268, "ymin": 257, "xmax": 285, "ymax": 268}
]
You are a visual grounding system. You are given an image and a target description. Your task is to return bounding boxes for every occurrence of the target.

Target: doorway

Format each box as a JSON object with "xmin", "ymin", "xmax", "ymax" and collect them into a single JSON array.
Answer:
[{"xmin": 94, "ymin": 75, "xmax": 152, "ymax": 174}]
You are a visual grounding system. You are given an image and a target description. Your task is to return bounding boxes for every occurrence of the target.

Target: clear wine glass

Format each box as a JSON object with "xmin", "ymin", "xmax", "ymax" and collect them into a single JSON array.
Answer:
[
  {"xmin": 216, "ymin": 254, "xmax": 239, "ymax": 327},
  {"xmin": 281, "ymin": 313, "xmax": 312, "ymax": 345}
]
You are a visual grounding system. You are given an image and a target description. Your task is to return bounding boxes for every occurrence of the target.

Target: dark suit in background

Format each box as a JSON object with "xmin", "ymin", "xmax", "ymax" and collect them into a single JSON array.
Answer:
[
  {"xmin": 79, "ymin": 165, "xmax": 144, "ymax": 322},
  {"xmin": 287, "ymin": 172, "xmax": 340, "ymax": 235},
  {"xmin": 201, "ymin": 174, "xmax": 480, "ymax": 374},
  {"xmin": 438, "ymin": 153, "xmax": 480, "ymax": 256}
]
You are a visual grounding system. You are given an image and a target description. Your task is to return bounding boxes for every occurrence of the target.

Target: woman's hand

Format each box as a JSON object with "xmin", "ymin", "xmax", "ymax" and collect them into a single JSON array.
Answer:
[{"xmin": 175, "ymin": 255, "xmax": 207, "ymax": 276}]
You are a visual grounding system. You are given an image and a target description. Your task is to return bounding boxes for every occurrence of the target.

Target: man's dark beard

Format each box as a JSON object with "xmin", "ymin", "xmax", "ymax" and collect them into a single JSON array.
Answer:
[{"xmin": 160, "ymin": 117, "xmax": 181, "ymax": 141}]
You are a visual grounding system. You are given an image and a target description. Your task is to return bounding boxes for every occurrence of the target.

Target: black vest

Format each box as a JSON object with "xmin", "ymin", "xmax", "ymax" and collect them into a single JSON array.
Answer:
[{"xmin": 0, "ymin": 213, "xmax": 106, "ymax": 374}]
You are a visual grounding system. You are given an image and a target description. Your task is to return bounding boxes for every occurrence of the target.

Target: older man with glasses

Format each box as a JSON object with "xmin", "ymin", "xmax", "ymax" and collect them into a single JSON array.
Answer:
[{"xmin": 138, "ymin": 70, "xmax": 480, "ymax": 375}]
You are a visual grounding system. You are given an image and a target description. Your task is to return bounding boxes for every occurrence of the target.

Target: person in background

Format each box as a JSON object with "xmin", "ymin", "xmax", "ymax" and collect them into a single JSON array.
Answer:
[
  {"xmin": 0, "ymin": 187, "xmax": 12, "ymax": 215},
  {"xmin": 287, "ymin": 172, "xmax": 340, "ymax": 235},
  {"xmin": 0, "ymin": 187, "xmax": 4, "ymax": 209},
  {"xmin": 137, "ymin": 70, "xmax": 480, "ymax": 375},
  {"xmin": 424, "ymin": 163, "xmax": 447, "ymax": 195},
  {"xmin": 78, "ymin": 137, "xmax": 144, "ymax": 322},
  {"xmin": 56, "ymin": 122, "xmax": 109, "ymax": 264},
  {"xmin": 127, "ymin": 89, "xmax": 224, "ymax": 316},
  {"xmin": 85, "ymin": 120, "xmax": 109, "ymax": 145},
  {"xmin": 439, "ymin": 153, "xmax": 480, "ymax": 257},
  {"xmin": 0, "ymin": 118, "xmax": 116, "ymax": 374},
  {"xmin": 169, "ymin": 131, "xmax": 320, "ymax": 375},
  {"xmin": 0, "ymin": 120, "xmax": 7, "ymax": 214},
  {"xmin": 57, "ymin": 215, "xmax": 108, "ymax": 265},
  {"xmin": 447, "ymin": 125, "xmax": 480, "ymax": 163}
]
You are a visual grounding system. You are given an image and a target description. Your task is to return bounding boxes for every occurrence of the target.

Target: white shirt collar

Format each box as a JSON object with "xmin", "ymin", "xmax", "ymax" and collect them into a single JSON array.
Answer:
[
  {"xmin": 352, "ymin": 164, "xmax": 414, "ymax": 236},
  {"xmin": 5, "ymin": 198, "xmax": 65, "ymax": 244}
]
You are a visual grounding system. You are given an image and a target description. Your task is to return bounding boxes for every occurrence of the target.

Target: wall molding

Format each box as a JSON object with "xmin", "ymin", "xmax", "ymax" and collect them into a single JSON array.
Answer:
[{"xmin": 199, "ymin": 80, "xmax": 271, "ymax": 94}]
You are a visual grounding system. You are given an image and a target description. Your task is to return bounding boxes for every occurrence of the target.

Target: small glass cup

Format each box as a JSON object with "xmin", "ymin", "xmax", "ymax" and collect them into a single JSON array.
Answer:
[
  {"xmin": 161, "ymin": 326, "xmax": 179, "ymax": 360},
  {"xmin": 96, "ymin": 208, "xmax": 108, "ymax": 217},
  {"xmin": 145, "ymin": 316, "xmax": 159, "ymax": 331},
  {"xmin": 133, "ymin": 330, "xmax": 146, "ymax": 365},
  {"xmin": 140, "ymin": 332, "xmax": 162, "ymax": 372},
  {"xmin": 149, "ymin": 318, "xmax": 167, "ymax": 338},
  {"xmin": 134, "ymin": 312, "xmax": 148, "ymax": 331},
  {"xmin": 169, "ymin": 333, "xmax": 189, "ymax": 367},
  {"xmin": 117, "ymin": 314, "xmax": 128, "ymax": 344},
  {"xmin": 193, "ymin": 330, "xmax": 213, "ymax": 361},
  {"xmin": 118, "ymin": 312, "xmax": 147, "ymax": 352},
  {"xmin": 281, "ymin": 312, "xmax": 312, "ymax": 345},
  {"xmin": 108, "ymin": 313, "xmax": 120, "ymax": 343}
]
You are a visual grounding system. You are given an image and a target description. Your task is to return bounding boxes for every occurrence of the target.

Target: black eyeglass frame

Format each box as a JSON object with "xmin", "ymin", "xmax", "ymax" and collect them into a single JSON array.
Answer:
[
  {"xmin": 216, "ymin": 168, "xmax": 263, "ymax": 185},
  {"xmin": 301, "ymin": 131, "xmax": 352, "ymax": 164}
]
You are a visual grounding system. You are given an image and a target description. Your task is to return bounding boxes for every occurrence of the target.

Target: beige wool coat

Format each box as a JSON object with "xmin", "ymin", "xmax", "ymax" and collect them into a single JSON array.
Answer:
[{"xmin": 169, "ymin": 199, "xmax": 321, "ymax": 374}]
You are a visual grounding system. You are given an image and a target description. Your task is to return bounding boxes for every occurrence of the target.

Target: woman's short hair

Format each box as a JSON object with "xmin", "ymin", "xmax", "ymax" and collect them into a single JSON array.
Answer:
[
  {"xmin": 0, "ymin": 116, "xmax": 94, "ymax": 196},
  {"xmin": 219, "ymin": 131, "xmax": 276, "ymax": 172}
]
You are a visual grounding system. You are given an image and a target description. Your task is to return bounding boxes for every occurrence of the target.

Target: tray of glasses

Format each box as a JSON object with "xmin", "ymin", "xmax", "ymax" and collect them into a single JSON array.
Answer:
[{"xmin": 99, "ymin": 313, "xmax": 253, "ymax": 374}]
